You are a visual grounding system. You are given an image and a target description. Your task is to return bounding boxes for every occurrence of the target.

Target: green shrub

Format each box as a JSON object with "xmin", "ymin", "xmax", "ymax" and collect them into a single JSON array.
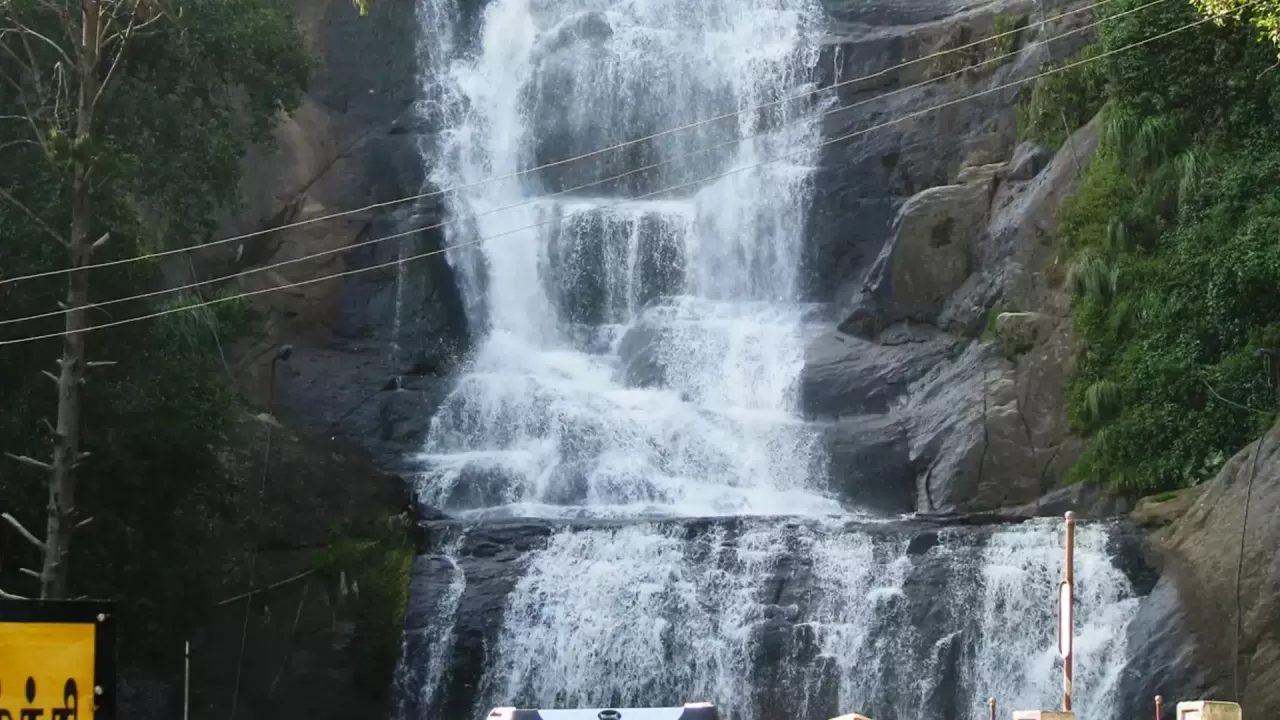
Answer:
[
  {"xmin": 314, "ymin": 515, "xmax": 416, "ymax": 695},
  {"xmin": 1016, "ymin": 44, "xmax": 1107, "ymax": 149},
  {"xmin": 1026, "ymin": 0, "xmax": 1280, "ymax": 494}
]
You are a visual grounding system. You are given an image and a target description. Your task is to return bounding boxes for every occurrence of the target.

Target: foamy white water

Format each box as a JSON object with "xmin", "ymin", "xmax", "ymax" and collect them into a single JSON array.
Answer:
[
  {"xmin": 413, "ymin": 0, "xmax": 836, "ymax": 518},
  {"xmin": 403, "ymin": 0, "xmax": 1140, "ymax": 715},
  {"xmin": 463, "ymin": 520, "xmax": 1135, "ymax": 719}
]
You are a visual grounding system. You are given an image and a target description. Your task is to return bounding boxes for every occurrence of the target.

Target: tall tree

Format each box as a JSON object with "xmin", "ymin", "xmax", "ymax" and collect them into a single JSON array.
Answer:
[
  {"xmin": 0, "ymin": 0, "xmax": 171, "ymax": 599},
  {"xmin": 0, "ymin": 0, "xmax": 308, "ymax": 610}
]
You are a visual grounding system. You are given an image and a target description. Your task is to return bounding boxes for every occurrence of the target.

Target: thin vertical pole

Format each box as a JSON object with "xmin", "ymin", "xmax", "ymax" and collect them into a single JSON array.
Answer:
[
  {"xmin": 1155, "ymin": 695, "xmax": 1163, "ymax": 720},
  {"xmin": 184, "ymin": 640, "xmax": 191, "ymax": 720},
  {"xmin": 988, "ymin": 697, "xmax": 996, "ymax": 720},
  {"xmin": 1063, "ymin": 511, "xmax": 1076, "ymax": 712}
]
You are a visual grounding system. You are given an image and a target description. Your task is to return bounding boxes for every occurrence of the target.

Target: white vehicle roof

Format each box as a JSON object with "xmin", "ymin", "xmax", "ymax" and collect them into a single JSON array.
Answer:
[{"xmin": 485, "ymin": 702, "xmax": 720, "ymax": 720}]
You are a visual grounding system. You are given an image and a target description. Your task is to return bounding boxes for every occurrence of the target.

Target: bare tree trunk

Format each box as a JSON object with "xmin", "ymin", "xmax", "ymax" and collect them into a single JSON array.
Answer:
[{"xmin": 42, "ymin": 0, "xmax": 101, "ymax": 600}]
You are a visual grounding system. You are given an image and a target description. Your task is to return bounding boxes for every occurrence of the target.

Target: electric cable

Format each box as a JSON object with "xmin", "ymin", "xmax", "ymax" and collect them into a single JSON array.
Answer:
[
  {"xmin": 0, "ymin": 0, "xmax": 1134, "ymax": 286},
  {"xmin": 0, "ymin": 0, "xmax": 1174, "ymax": 328},
  {"xmin": 0, "ymin": 4, "xmax": 1241, "ymax": 347}
]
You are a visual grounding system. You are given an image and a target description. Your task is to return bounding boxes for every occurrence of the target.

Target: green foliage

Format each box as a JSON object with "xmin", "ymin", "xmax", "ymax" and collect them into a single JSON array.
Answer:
[
  {"xmin": 314, "ymin": 515, "xmax": 416, "ymax": 695},
  {"xmin": 979, "ymin": 300, "xmax": 1035, "ymax": 360},
  {"xmin": 979, "ymin": 299, "xmax": 1009, "ymax": 344},
  {"xmin": 925, "ymin": 13, "xmax": 1029, "ymax": 80},
  {"xmin": 1042, "ymin": 0, "xmax": 1280, "ymax": 493},
  {"xmin": 1191, "ymin": 0, "xmax": 1280, "ymax": 54},
  {"xmin": 1016, "ymin": 44, "xmax": 1107, "ymax": 149},
  {"xmin": 0, "ymin": 0, "xmax": 308, "ymax": 666}
]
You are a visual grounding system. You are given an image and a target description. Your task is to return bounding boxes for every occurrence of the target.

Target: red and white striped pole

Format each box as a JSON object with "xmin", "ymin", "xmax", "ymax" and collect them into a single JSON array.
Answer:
[
  {"xmin": 1155, "ymin": 695, "xmax": 1163, "ymax": 719},
  {"xmin": 1058, "ymin": 511, "xmax": 1076, "ymax": 713}
]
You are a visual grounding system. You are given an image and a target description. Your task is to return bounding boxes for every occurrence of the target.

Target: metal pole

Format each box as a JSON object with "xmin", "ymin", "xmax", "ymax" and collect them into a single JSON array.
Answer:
[
  {"xmin": 184, "ymin": 640, "xmax": 191, "ymax": 720},
  {"xmin": 988, "ymin": 697, "xmax": 996, "ymax": 720},
  {"xmin": 1063, "ymin": 511, "xmax": 1076, "ymax": 712},
  {"xmin": 1155, "ymin": 695, "xmax": 1163, "ymax": 720},
  {"xmin": 230, "ymin": 344, "xmax": 292, "ymax": 720}
]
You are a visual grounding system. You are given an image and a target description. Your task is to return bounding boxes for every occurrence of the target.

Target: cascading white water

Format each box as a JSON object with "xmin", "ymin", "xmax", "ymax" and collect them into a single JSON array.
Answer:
[
  {"xmin": 399, "ymin": 539, "xmax": 469, "ymax": 716},
  {"xmin": 406, "ymin": 0, "xmax": 1141, "ymax": 716},
  {"xmin": 413, "ymin": 0, "xmax": 839, "ymax": 520},
  {"xmin": 961, "ymin": 525, "xmax": 1137, "ymax": 718},
  {"xmin": 467, "ymin": 520, "xmax": 1136, "ymax": 719}
]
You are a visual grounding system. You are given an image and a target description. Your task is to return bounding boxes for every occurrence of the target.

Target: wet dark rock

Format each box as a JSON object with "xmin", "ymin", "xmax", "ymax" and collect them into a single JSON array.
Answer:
[
  {"xmin": 439, "ymin": 463, "xmax": 524, "ymax": 511},
  {"xmin": 799, "ymin": 329, "xmax": 958, "ymax": 417},
  {"xmin": 1006, "ymin": 483, "xmax": 1133, "ymax": 520},
  {"xmin": 1142, "ymin": 421, "xmax": 1280, "ymax": 716},
  {"xmin": 544, "ymin": 209, "xmax": 688, "ymax": 325},
  {"xmin": 907, "ymin": 530, "xmax": 940, "ymax": 555},
  {"xmin": 528, "ymin": 41, "xmax": 737, "ymax": 197},
  {"xmin": 400, "ymin": 529, "xmax": 544, "ymax": 720},
  {"xmin": 532, "ymin": 10, "xmax": 615, "ymax": 62},
  {"xmin": 541, "ymin": 462, "xmax": 593, "ymax": 505},
  {"xmin": 824, "ymin": 415, "xmax": 917, "ymax": 514},
  {"xmin": 1006, "ymin": 141, "xmax": 1054, "ymax": 181},
  {"xmin": 615, "ymin": 323, "xmax": 667, "ymax": 388},
  {"xmin": 1114, "ymin": 576, "xmax": 1211, "ymax": 719}
]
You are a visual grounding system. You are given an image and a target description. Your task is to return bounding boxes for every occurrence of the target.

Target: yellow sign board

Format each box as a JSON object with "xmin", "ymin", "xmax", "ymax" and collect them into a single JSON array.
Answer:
[{"xmin": 0, "ymin": 600, "xmax": 114, "ymax": 720}]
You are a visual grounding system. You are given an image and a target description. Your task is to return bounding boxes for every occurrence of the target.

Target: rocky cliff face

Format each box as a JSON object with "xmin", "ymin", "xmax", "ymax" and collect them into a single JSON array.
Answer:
[
  {"xmin": 201, "ymin": 0, "xmax": 470, "ymax": 473},
  {"xmin": 155, "ymin": 2, "xmax": 468, "ymax": 719},
  {"xmin": 210, "ymin": 0, "xmax": 1116, "ymax": 519},
  {"xmin": 799, "ymin": 0, "xmax": 1116, "ymax": 517},
  {"xmin": 1113, "ymin": 420, "xmax": 1280, "ymax": 719}
]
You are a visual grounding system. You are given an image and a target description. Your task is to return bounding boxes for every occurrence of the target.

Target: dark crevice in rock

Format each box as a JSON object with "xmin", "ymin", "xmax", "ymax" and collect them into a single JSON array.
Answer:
[
  {"xmin": 976, "ymin": 368, "xmax": 990, "ymax": 496},
  {"xmin": 929, "ymin": 216, "xmax": 954, "ymax": 247}
]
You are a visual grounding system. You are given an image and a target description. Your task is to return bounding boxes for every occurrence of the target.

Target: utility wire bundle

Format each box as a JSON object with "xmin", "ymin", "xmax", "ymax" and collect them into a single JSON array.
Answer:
[{"xmin": 0, "ymin": 0, "xmax": 1233, "ymax": 347}]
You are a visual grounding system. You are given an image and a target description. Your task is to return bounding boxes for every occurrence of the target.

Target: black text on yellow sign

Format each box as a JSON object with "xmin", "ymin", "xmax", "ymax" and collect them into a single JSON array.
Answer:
[{"xmin": 0, "ymin": 600, "xmax": 115, "ymax": 720}]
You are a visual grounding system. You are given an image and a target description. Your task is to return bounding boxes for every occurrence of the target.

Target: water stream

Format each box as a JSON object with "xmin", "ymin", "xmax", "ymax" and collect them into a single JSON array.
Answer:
[{"xmin": 399, "ymin": 0, "xmax": 1141, "ymax": 715}]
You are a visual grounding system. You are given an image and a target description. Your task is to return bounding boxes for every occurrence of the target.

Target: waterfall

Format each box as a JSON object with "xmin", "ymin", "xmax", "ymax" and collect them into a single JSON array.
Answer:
[
  {"xmin": 478, "ymin": 521, "xmax": 1136, "ymax": 718},
  {"xmin": 402, "ymin": 0, "xmax": 1141, "ymax": 715},
  {"xmin": 412, "ymin": 0, "xmax": 837, "ymax": 521}
]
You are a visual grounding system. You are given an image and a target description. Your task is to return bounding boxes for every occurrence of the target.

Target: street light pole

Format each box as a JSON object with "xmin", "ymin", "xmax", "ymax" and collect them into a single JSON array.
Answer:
[
  {"xmin": 1059, "ymin": 511, "xmax": 1076, "ymax": 713},
  {"xmin": 183, "ymin": 640, "xmax": 190, "ymax": 720},
  {"xmin": 229, "ymin": 343, "xmax": 292, "ymax": 720}
]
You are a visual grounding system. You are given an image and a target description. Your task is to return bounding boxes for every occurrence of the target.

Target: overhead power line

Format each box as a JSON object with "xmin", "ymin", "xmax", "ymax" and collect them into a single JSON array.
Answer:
[
  {"xmin": 0, "ymin": 0, "xmax": 1172, "ymax": 328},
  {"xmin": 0, "ymin": 4, "xmax": 1237, "ymax": 347},
  {"xmin": 0, "ymin": 0, "xmax": 1127, "ymax": 287}
]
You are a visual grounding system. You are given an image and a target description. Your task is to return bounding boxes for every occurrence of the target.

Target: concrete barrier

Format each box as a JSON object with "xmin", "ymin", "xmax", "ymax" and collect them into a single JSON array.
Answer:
[{"xmin": 1176, "ymin": 701, "xmax": 1242, "ymax": 720}]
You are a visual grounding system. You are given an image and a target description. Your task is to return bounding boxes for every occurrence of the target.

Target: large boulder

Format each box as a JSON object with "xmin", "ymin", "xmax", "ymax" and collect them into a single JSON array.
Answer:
[
  {"xmin": 1114, "ymin": 575, "xmax": 1213, "ymax": 720},
  {"xmin": 804, "ymin": 0, "xmax": 1097, "ymax": 304},
  {"xmin": 797, "ymin": 115, "xmax": 1100, "ymax": 514},
  {"xmin": 823, "ymin": 415, "xmax": 917, "ymax": 514},
  {"xmin": 1127, "ymin": 420, "xmax": 1280, "ymax": 717},
  {"xmin": 799, "ymin": 326, "xmax": 961, "ymax": 418},
  {"xmin": 903, "ymin": 342, "xmax": 1047, "ymax": 513},
  {"xmin": 614, "ymin": 322, "xmax": 668, "ymax": 389},
  {"xmin": 842, "ymin": 170, "xmax": 997, "ymax": 336}
]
